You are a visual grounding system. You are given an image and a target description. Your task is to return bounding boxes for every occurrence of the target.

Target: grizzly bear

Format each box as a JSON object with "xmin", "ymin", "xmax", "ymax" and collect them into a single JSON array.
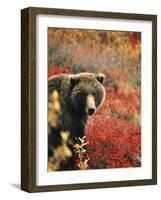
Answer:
[{"xmin": 48, "ymin": 72, "xmax": 106, "ymax": 169}]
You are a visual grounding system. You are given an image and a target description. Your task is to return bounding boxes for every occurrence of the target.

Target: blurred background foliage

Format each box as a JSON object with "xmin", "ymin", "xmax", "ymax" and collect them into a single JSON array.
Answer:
[
  {"xmin": 48, "ymin": 28, "xmax": 141, "ymax": 170},
  {"xmin": 48, "ymin": 28, "xmax": 141, "ymax": 89}
]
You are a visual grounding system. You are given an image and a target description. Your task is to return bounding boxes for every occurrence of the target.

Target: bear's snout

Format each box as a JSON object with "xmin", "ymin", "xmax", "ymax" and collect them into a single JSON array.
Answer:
[
  {"xmin": 88, "ymin": 108, "xmax": 95, "ymax": 116},
  {"xmin": 86, "ymin": 95, "xmax": 96, "ymax": 116}
]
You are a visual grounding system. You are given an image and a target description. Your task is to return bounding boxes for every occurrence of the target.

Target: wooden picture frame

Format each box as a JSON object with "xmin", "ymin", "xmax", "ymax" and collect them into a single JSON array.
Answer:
[{"xmin": 21, "ymin": 7, "xmax": 157, "ymax": 192}]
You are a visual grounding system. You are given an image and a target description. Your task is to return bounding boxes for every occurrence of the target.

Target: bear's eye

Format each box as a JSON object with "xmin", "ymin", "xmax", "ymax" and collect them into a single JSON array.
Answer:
[
  {"xmin": 81, "ymin": 93, "xmax": 87, "ymax": 98},
  {"xmin": 92, "ymin": 91, "xmax": 96, "ymax": 96}
]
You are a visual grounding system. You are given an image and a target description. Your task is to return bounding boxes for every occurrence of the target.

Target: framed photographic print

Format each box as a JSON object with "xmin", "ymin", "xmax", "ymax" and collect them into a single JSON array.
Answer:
[{"xmin": 21, "ymin": 7, "xmax": 157, "ymax": 192}]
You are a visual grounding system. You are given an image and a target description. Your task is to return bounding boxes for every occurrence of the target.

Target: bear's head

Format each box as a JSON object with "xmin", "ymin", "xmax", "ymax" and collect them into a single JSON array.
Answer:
[{"xmin": 70, "ymin": 72, "xmax": 106, "ymax": 116}]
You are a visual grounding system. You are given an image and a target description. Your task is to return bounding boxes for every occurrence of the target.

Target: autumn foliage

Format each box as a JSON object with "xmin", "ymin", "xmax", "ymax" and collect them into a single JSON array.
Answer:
[{"xmin": 48, "ymin": 28, "xmax": 141, "ymax": 170}]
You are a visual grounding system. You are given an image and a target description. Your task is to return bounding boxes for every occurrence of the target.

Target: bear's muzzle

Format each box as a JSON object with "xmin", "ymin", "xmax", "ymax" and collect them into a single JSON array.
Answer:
[{"xmin": 86, "ymin": 95, "xmax": 96, "ymax": 116}]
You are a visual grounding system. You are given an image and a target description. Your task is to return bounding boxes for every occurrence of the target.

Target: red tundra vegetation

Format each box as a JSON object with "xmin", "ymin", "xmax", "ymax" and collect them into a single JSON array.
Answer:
[{"xmin": 48, "ymin": 29, "xmax": 141, "ymax": 170}]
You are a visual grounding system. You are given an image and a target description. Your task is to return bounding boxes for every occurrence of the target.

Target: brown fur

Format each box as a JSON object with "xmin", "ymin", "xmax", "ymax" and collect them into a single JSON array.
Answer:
[{"xmin": 48, "ymin": 72, "xmax": 106, "ymax": 139}]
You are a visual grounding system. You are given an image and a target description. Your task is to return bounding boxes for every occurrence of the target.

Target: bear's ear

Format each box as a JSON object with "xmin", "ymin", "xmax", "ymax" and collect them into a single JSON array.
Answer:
[
  {"xmin": 96, "ymin": 73, "xmax": 105, "ymax": 84},
  {"xmin": 70, "ymin": 75, "xmax": 80, "ymax": 87}
]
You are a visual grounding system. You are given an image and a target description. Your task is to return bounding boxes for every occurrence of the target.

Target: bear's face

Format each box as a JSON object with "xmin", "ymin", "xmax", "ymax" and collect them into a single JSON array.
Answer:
[{"xmin": 70, "ymin": 73, "xmax": 106, "ymax": 116}]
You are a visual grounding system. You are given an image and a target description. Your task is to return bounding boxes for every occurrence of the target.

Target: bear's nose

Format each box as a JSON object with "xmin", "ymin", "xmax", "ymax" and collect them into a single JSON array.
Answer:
[{"xmin": 88, "ymin": 108, "xmax": 95, "ymax": 116}]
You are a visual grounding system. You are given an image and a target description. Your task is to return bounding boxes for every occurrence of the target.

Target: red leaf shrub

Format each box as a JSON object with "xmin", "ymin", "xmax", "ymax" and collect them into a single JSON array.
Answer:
[
  {"xmin": 98, "ymin": 90, "xmax": 141, "ymax": 122},
  {"xmin": 87, "ymin": 114, "xmax": 141, "ymax": 169},
  {"xmin": 48, "ymin": 66, "xmax": 70, "ymax": 77}
]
